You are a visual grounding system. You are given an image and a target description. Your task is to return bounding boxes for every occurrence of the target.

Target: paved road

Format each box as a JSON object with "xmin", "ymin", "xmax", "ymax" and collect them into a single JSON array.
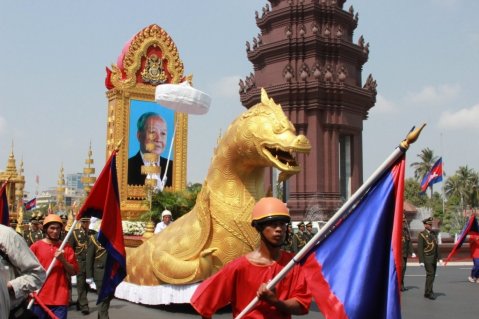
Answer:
[{"xmin": 68, "ymin": 263, "xmax": 477, "ymax": 318}]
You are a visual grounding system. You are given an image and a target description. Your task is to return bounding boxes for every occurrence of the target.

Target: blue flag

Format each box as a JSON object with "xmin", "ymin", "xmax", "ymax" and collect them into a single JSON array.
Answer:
[
  {"xmin": 302, "ymin": 155, "xmax": 405, "ymax": 319},
  {"xmin": 445, "ymin": 214, "xmax": 479, "ymax": 264}
]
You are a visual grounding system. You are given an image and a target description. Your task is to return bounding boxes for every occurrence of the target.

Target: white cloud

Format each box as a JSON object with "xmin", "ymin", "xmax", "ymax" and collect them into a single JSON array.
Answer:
[
  {"xmin": 371, "ymin": 94, "xmax": 397, "ymax": 114},
  {"xmin": 210, "ymin": 76, "xmax": 240, "ymax": 98},
  {"xmin": 405, "ymin": 84, "xmax": 460, "ymax": 106},
  {"xmin": 438, "ymin": 103, "xmax": 479, "ymax": 130}
]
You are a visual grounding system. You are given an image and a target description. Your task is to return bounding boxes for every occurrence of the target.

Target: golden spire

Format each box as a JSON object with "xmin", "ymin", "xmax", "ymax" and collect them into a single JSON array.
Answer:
[
  {"xmin": 81, "ymin": 142, "xmax": 96, "ymax": 195},
  {"xmin": 5, "ymin": 141, "xmax": 17, "ymax": 175}
]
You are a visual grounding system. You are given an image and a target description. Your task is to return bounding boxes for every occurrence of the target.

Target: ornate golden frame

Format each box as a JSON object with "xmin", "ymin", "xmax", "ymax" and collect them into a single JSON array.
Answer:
[{"xmin": 105, "ymin": 24, "xmax": 188, "ymax": 220}]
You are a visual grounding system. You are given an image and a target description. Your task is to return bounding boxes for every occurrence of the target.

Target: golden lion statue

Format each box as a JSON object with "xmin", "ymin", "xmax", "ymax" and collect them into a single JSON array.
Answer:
[{"xmin": 125, "ymin": 89, "xmax": 311, "ymax": 285}]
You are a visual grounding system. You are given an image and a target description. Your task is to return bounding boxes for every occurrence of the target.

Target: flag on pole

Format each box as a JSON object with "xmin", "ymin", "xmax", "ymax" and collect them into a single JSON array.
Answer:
[
  {"xmin": 24, "ymin": 198, "xmax": 37, "ymax": 211},
  {"xmin": 0, "ymin": 182, "xmax": 9, "ymax": 226},
  {"xmin": 420, "ymin": 157, "xmax": 443, "ymax": 192},
  {"xmin": 75, "ymin": 151, "xmax": 126, "ymax": 303},
  {"xmin": 301, "ymin": 155, "xmax": 405, "ymax": 319},
  {"xmin": 444, "ymin": 214, "xmax": 479, "ymax": 264}
]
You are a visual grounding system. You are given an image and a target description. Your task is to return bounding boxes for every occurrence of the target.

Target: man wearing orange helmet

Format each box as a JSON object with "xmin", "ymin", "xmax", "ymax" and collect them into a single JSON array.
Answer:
[
  {"xmin": 191, "ymin": 197, "xmax": 311, "ymax": 319},
  {"xmin": 30, "ymin": 214, "xmax": 79, "ymax": 319}
]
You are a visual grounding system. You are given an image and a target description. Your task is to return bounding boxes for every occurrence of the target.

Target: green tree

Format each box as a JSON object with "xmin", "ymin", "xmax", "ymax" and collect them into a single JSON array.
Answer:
[
  {"xmin": 444, "ymin": 166, "xmax": 479, "ymax": 210},
  {"xmin": 404, "ymin": 178, "xmax": 427, "ymax": 207}
]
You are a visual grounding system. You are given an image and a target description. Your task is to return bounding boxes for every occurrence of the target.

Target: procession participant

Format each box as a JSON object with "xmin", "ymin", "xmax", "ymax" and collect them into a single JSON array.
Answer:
[
  {"xmin": 468, "ymin": 229, "xmax": 479, "ymax": 283},
  {"xmin": 24, "ymin": 215, "xmax": 44, "ymax": 247},
  {"xmin": 401, "ymin": 215, "xmax": 415, "ymax": 291},
  {"xmin": 30, "ymin": 214, "xmax": 78, "ymax": 319},
  {"xmin": 154, "ymin": 209, "xmax": 173, "ymax": 234},
  {"xmin": 68, "ymin": 217, "xmax": 97, "ymax": 315},
  {"xmin": 86, "ymin": 233, "xmax": 113, "ymax": 319},
  {"xmin": 281, "ymin": 224, "xmax": 294, "ymax": 253},
  {"xmin": 304, "ymin": 222, "xmax": 314, "ymax": 242},
  {"xmin": 417, "ymin": 217, "xmax": 441, "ymax": 300},
  {"xmin": 0, "ymin": 223, "xmax": 45, "ymax": 319},
  {"xmin": 191, "ymin": 197, "xmax": 311, "ymax": 319},
  {"xmin": 292, "ymin": 222, "xmax": 307, "ymax": 253}
]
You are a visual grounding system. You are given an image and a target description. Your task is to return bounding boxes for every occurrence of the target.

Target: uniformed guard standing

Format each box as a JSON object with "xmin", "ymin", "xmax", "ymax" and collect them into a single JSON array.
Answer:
[
  {"xmin": 281, "ymin": 224, "xmax": 294, "ymax": 253},
  {"xmin": 69, "ymin": 217, "xmax": 97, "ymax": 314},
  {"xmin": 417, "ymin": 217, "xmax": 441, "ymax": 300},
  {"xmin": 23, "ymin": 215, "xmax": 44, "ymax": 246},
  {"xmin": 292, "ymin": 222, "xmax": 308, "ymax": 253},
  {"xmin": 86, "ymin": 233, "xmax": 113, "ymax": 319},
  {"xmin": 304, "ymin": 222, "xmax": 314, "ymax": 242},
  {"xmin": 401, "ymin": 215, "xmax": 415, "ymax": 291}
]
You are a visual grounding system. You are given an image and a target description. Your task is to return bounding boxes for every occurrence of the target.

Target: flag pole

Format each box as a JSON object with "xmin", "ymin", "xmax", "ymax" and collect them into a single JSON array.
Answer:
[
  {"xmin": 234, "ymin": 124, "xmax": 425, "ymax": 319},
  {"xmin": 27, "ymin": 219, "xmax": 79, "ymax": 309}
]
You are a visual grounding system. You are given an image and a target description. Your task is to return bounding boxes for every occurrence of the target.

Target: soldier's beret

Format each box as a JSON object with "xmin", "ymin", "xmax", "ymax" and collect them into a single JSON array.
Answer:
[{"xmin": 422, "ymin": 217, "xmax": 433, "ymax": 225}]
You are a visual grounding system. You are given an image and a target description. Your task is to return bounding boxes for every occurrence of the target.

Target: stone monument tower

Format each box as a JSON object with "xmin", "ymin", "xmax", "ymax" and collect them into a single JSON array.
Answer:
[{"xmin": 239, "ymin": 0, "xmax": 377, "ymax": 219}]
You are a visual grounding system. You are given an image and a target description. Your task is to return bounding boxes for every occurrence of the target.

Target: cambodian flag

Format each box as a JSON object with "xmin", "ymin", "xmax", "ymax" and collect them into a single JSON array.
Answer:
[
  {"xmin": 24, "ymin": 198, "xmax": 37, "ymax": 211},
  {"xmin": 76, "ymin": 151, "xmax": 126, "ymax": 303},
  {"xmin": 0, "ymin": 182, "xmax": 9, "ymax": 226},
  {"xmin": 420, "ymin": 157, "xmax": 443, "ymax": 192},
  {"xmin": 445, "ymin": 214, "xmax": 479, "ymax": 264},
  {"xmin": 302, "ymin": 156, "xmax": 405, "ymax": 319}
]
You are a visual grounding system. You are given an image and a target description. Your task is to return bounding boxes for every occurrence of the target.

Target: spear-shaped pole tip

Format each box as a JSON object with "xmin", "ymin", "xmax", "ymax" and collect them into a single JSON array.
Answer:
[
  {"xmin": 114, "ymin": 138, "xmax": 123, "ymax": 152},
  {"xmin": 400, "ymin": 123, "xmax": 426, "ymax": 150}
]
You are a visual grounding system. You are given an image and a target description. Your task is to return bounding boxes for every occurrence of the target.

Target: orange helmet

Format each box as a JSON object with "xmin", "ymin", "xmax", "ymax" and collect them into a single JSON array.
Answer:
[
  {"xmin": 43, "ymin": 214, "xmax": 63, "ymax": 229},
  {"xmin": 251, "ymin": 197, "xmax": 290, "ymax": 226}
]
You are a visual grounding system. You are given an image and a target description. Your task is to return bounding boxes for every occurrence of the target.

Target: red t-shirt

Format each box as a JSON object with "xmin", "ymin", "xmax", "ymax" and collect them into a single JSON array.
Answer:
[
  {"xmin": 191, "ymin": 251, "xmax": 311, "ymax": 319},
  {"xmin": 30, "ymin": 240, "xmax": 78, "ymax": 305},
  {"xmin": 469, "ymin": 233, "xmax": 479, "ymax": 258}
]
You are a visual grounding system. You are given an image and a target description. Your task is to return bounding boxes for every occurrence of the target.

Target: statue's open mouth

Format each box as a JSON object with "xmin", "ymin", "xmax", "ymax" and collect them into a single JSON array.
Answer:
[{"xmin": 263, "ymin": 145, "xmax": 300, "ymax": 171}]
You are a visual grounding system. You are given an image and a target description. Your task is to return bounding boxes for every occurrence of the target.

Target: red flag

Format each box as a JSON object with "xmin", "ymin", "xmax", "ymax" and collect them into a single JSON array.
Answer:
[
  {"xmin": 445, "ymin": 214, "xmax": 479, "ymax": 264},
  {"xmin": 76, "ymin": 151, "xmax": 126, "ymax": 303},
  {"xmin": 0, "ymin": 182, "xmax": 9, "ymax": 226}
]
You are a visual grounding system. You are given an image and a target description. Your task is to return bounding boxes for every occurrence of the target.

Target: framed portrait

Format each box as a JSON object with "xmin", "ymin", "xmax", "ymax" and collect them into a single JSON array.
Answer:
[{"xmin": 127, "ymin": 99, "xmax": 175, "ymax": 187}]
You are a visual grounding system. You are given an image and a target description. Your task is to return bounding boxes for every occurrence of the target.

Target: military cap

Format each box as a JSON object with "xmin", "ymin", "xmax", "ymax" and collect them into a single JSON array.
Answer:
[
  {"xmin": 9, "ymin": 218, "xmax": 18, "ymax": 226},
  {"xmin": 60, "ymin": 214, "xmax": 68, "ymax": 221},
  {"xmin": 30, "ymin": 216, "xmax": 39, "ymax": 224},
  {"xmin": 306, "ymin": 222, "xmax": 313, "ymax": 227},
  {"xmin": 38, "ymin": 214, "xmax": 45, "ymax": 222},
  {"xmin": 297, "ymin": 222, "xmax": 305, "ymax": 227},
  {"xmin": 80, "ymin": 217, "xmax": 91, "ymax": 222},
  {"xmin": 422, "ymin": 217, "xmax": 433, "ymax": 225}
]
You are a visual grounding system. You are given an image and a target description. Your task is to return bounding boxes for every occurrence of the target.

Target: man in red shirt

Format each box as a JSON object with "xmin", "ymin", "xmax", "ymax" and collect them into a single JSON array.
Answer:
[
  {"xmin": 30, "ymin": 214, "xmax": 79, "ymax": 319},
  {"xmin": 191, "ymin": 197, "xmax": 311, "ymax": 319},
  {"xmin": 468, "ymin": 231, "xmax": 479, "ymax": 283}
]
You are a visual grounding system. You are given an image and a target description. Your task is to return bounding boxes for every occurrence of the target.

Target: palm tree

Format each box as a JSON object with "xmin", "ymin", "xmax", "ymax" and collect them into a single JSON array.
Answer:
[
  {"xmin": 410, "ymin": 147, "xmax": 438, "ymax": 196},
  {"xmin": 445, "ymin": 166, "xmax": 479, "ymax": 210}
]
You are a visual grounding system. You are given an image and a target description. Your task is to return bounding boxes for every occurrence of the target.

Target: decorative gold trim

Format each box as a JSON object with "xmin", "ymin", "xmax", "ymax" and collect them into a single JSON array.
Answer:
[{"xmin": 105, "ymin": 24, "xmax": 187, "ymax": 220}]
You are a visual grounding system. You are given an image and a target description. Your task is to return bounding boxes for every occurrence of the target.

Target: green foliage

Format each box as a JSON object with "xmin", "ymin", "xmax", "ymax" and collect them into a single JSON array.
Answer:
[
  {"xmin": 139, "ymin": 183, "xmax": 202, "ymax": 223},
  {"xmin": 404, "ymin": 178, "xmax": 427, "ymax": 207}
]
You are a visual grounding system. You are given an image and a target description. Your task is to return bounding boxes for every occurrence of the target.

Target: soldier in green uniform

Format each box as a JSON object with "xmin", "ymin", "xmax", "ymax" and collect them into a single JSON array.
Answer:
[
  {"xmin": 417, "ymin": 217, "xmax": 441, "ymax": 300},
  {"xmin": 292, "ymin": 222, "xmax": 308, "ymax": 253},
  {"xmin": 281, "ymin": 224, "xmax": 294, "ymax": 253},
  {"xmin": 23, "ymin": 215, "xmax": 44, "ymax": 246},
  {"xmin": 69, "ymin": 217, "xmax": 97, "ymax": 314},
  {"xmin": 304, "ymin": 222, "xmax": 314, "ymax": 242},
  {"xmin": 60, "ymin": 214, "xmax": 68, "ymax": 240},
  {"xmin": 86, "ymin": 233, "xmax": 113, "ymax": 319},
  {"xmin": 37, "ymin": 214, "xmax": 45, "ymax": 231},
  {"xmin": 401, "ymin": 215, "xmax": 415, "ymax": 291}
]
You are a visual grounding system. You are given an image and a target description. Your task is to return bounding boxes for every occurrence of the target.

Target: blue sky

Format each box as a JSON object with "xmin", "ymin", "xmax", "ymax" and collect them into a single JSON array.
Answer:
[{"xmin": 1, "ymin": 0, "xmax": 478, "ymax": 195}]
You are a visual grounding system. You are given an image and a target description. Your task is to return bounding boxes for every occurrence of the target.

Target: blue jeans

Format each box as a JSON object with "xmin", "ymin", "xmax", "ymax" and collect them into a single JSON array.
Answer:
[
  {"xmin": 32, "ymin": 305, "xmax": 68, "ymax": 319},
  {"xmin": 472, "ymin": 258, "xmax": 479, "ymax": 278}
]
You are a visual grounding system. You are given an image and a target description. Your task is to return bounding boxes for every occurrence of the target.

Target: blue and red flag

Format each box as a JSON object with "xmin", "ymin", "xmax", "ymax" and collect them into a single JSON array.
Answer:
[
  {"xmin": 0, "ymin": 182, "xmax": 9, "ymax": 226},
  {"xmin": 76, "ymin": 150, "xmax": 126, "ymax": 303},
  {"xmin": 24, "ymin": 197, "xmax": 37, "ymax": 211},
  {"xmin": 302, "ymin": 155, "xmax": 405, "ymax": 319},
  {"xmin": 444, "ymin": 214, "xmax": 479, "ymax": 264},
  {"xmin": 420, "ymin": 157, "xmax": 443, "ymax": 192}
]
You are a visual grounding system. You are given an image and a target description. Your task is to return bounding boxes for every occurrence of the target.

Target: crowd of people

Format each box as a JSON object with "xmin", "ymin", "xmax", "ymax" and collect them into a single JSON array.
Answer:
[
  {"xmin": 3, "ymin": 202, "xmax": 479, "ymax": 318},
  {"xmin": 2, "ymin": 212, "xmax": 113, "ymax": 319}
]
